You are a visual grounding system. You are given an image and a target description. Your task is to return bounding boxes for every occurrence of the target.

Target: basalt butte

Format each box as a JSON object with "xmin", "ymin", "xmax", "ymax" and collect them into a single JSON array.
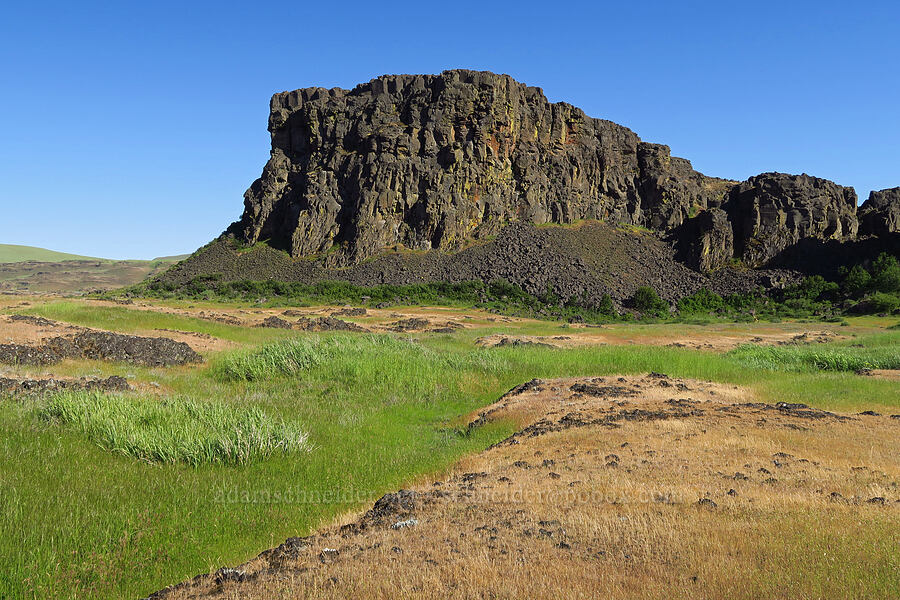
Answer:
[{"xmin": 169, "ymin": 70, "xmax": 898, "ymax": 300}]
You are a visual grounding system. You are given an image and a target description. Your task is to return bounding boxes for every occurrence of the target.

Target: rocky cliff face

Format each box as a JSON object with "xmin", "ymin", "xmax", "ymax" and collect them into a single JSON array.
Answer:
[
  {"xmin": 858, "ymin": 188, "xmax": 900, "ymax": 237},
  {"xmin": 227, "ymin": 70, "xmax": 892, "ymax": 274},
  {"xmin": 725, "ymin": 173, "xmax": 859, "ymax": 267},
  {"xmin": 228, "ymin": 70, "xmax": 732, "ymax": 265}
]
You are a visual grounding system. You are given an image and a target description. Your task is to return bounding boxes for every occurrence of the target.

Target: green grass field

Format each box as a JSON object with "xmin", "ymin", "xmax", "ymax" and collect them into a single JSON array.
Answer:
[
  {"xmin": 0, "ymin": 244, "xmax": 106, "ymax": 263},
  {"xmin": 1, "ymin": 299, "xmax": 898, "ymax": 598}
]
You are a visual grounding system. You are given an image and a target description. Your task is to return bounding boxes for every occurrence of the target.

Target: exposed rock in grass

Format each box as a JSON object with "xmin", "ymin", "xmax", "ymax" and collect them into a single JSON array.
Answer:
[
  {"xmin": 256, "ymin": 316, "xmax": 294, "ymax": 329},
  {"xmin": 295, "ymin": 316, "xmax": 366, "ymax": 332},
  {"xmin": 332, "ymin": 307, "xmax": 367, "ymax": 317},
  {"xmin": 9, "ymin": 314, "xmax": 57, "ymax": 327},
  {"xmin": 0, "ymin": 375, "xmax": 130, "ymax": 395},
  {"xmin": 0, "ymin": 331, "xmax": 202, "ymax": 366},
  {"xmin": 388, "ymin": 317, "xmax": 431, "ymax": 332}
]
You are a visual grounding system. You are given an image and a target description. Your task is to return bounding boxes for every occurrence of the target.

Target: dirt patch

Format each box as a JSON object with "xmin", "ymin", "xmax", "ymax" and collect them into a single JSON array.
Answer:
[
  {"xmin": 0, "ymin": 375, "xmax": 131, "ymax": 395},
  {"xmin": 867, "ymin": 369, "xmax": 900, "ymax": 382},
  {"xmin": 0, "ymin": 314, "xmax": 86, "ymax": 346},
  {"xmin": 151, "ymin": 374, "xmax": 898, "ymax": 599},
  {"xmin": 0, "ymin": 331, "xmax": 203, "ymax": 367}
]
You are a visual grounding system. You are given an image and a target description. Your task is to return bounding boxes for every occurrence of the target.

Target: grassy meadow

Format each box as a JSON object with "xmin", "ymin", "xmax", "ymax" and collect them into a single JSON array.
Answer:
[{"xmin": 0, "ymin": 298, "xmax": 898, "ymax": 598}]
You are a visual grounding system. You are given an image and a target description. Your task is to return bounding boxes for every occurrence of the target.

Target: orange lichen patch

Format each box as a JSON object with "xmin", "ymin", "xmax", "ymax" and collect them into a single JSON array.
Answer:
[{"xmin": 154, "ymin": 375, "xmax": 899, "ymax": 600}]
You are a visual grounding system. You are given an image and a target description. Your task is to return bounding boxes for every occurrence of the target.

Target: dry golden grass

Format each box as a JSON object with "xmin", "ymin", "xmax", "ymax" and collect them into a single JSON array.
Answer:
[{"xmin": 155, "ymin": 375, "xmax": 900, "ymax": 600}]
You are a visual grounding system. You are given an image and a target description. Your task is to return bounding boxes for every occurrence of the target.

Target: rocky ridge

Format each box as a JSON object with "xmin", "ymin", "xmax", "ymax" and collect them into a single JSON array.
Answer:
[
  {"xmin": 154, "ymin": 70, "xmax": 899, "ymax": 303},
  {"xmin": 224, "ymin": 70, "xmax": 897, "ymax": 274}
]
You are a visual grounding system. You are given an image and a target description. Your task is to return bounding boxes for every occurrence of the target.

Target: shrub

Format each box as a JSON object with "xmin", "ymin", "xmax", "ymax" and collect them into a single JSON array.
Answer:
[
  {"xmin": 871, "ymin": 253, "xmax": 900, "ymax": 293},
  {"xmin": 785, "ymin": 276, "xmax": 838, "ymax": 301},
  {"xmin": 632, "ymin": 286, "xmax": 669, "ymax": 316},
  {"xmin": 677, "ymin": 288, "xmax": 724, "ymax": 314},
  {"xmin": 597, "ymin": 293, "xmax": 616, "ymax": 316},
  {"xmin": 842, "ymin": 264, "xmax": 871, "ymax": 296},
  {"xmin": 865, "ymin": 293, "xmax": 900, "ymax": 314}
]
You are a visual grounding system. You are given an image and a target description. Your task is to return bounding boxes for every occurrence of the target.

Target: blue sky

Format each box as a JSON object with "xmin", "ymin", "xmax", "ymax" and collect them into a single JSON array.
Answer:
[{"xmin": 1, "ymin": 1, "xmax": 897, "ymax": 259}]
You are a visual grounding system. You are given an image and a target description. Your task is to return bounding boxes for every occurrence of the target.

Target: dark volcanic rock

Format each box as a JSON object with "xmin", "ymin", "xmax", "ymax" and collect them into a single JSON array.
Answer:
[
  {"xmin": 161, "ymin": 221, "xmax": 795, "ymax": 307},
  {"xmin": 0, "ymin": 332, "xmax": 203, "ymax": 367},
  {"xmin": 858, "ymin": 187, "xmax": 900, "ymax": 237},
  {"xmin": 256, "ymin": 316, "xmax": 294, "ymax": 329},
  {"xmin": 295, "ymin": 316, "xmax": 366, "ymax": 332},
  {"xmin": 727, "ymin": 173, "xmax": 858, "ymax": 268},
  {"xmin": 228, "ymin": 69, "xmax": 733, "ymax": 264},
  {"xmin": 160, "ymin": 71, "xmax": 893, "ymax": 298},
  {"xmin": 674, "ymin": 208, "xmax": 734, "ymax": 272},
  {"xmin": 0, "ymin": 375, "xmax": 130, "ymax": 395}
]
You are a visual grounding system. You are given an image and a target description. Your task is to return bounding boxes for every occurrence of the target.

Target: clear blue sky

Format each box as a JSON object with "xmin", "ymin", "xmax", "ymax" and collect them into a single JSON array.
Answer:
[{"xmin": 1, "ymin": 1, "xmax": 897, "ymax": 259}]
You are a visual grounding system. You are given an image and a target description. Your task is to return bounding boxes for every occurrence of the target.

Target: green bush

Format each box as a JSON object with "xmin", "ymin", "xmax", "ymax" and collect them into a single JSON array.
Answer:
[
  {"xmin": 597, "ymin": 293, "xmax": 616, "ymax": 317},
  {"xmin": 865, "ymin": 293, "xmax": 900, "ymax": 314},
  {"xmin": 677, "ymin": 288, "xmax": 724, "ymax": 313},
  {"xmin": 872, "ymin": 253, "xmax": 900, "ymax": 293},
  {"xmin": 841, "ymin": 264, "xmax": 871, "ymax": 296},
  {"xmin": 632, "ymin": 286, "xmax": 669, "ymax": 317}
]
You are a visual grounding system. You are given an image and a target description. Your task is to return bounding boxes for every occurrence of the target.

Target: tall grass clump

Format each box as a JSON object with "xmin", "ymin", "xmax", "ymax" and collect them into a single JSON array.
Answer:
[
  {"xmin": 213, "ymin": 336, "xmax": 333, "ymax": 381},
  {"xmin": 212, "ymin": 335, "xmax": 416, "ymax": 381},
  {"xmin": 726, "ymin": 343, "xmax": 900, "ymax": 372},
  {"xmin": 35, "ymin": 392, "xmax": 310, "ymax": 466},
  {"xmin": 213, "ymin": 334, "xmax": 498, "ymax": 383}
]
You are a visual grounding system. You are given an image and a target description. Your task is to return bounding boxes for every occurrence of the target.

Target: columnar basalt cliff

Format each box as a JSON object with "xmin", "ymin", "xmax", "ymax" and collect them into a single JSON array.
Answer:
[
  {"xmin": 227, "ymin": 70, "xmax": 739, "ymax": 266},
  {"xmin": 173, "ymin": 69, "xmax": 900, "ymax": 299}
]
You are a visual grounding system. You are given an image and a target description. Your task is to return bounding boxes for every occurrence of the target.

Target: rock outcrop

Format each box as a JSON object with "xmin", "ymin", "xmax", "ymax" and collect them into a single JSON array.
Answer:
[
  {"xmin": 858, "ymin": 188, "xmax": 900, "ymax": 237},
  {"xmin": 168, "ymin": 70, "xmax": 896, "ymax": 296},
  {"xmin": 674, "ymin": 208, "xmax": 734, "ymax": 272},
  {"xmin": 227, "ymin": 70, "xmax": 735, "ymax": 265},
  {"xmin": 725, "ymin": 173, "xmax": 859, "ymax": 268}
]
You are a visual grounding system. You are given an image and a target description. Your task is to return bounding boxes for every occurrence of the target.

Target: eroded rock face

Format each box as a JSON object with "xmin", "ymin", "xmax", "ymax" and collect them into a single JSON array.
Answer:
[
  {"xmin": 214, "ymin": 70, "xmax": 889, "ymax": 279},
  {"xmin": 726, "ymin": 173, "xmax": 859, "ymax": 268},
  {"xmin": 858, "ymin": 187, "xmax": 900, "ymax": 237},
  {"xmin": 674, "ymin": 208, "xmax": 734, "ymax": 272},
  {"xmin": 228, "ymin": 70, "xmax": 732, "ymax": 264}
]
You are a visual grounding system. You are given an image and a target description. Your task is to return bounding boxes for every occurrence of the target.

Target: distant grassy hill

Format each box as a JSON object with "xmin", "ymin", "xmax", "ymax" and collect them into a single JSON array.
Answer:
[
  {"xmin": 151, "ymin": 254, "xmax": 191, "ymax": 263},
  {"xmin": 0, "ymin": 244, "xmax": 190, "ymax": 265},
  {"xmin": 0, "ymin": 245, "xmax": 188, "ymax": 294},
  {"xmin": 0, "ymin": 244, "xmax": 107, "ymax": 263}
]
